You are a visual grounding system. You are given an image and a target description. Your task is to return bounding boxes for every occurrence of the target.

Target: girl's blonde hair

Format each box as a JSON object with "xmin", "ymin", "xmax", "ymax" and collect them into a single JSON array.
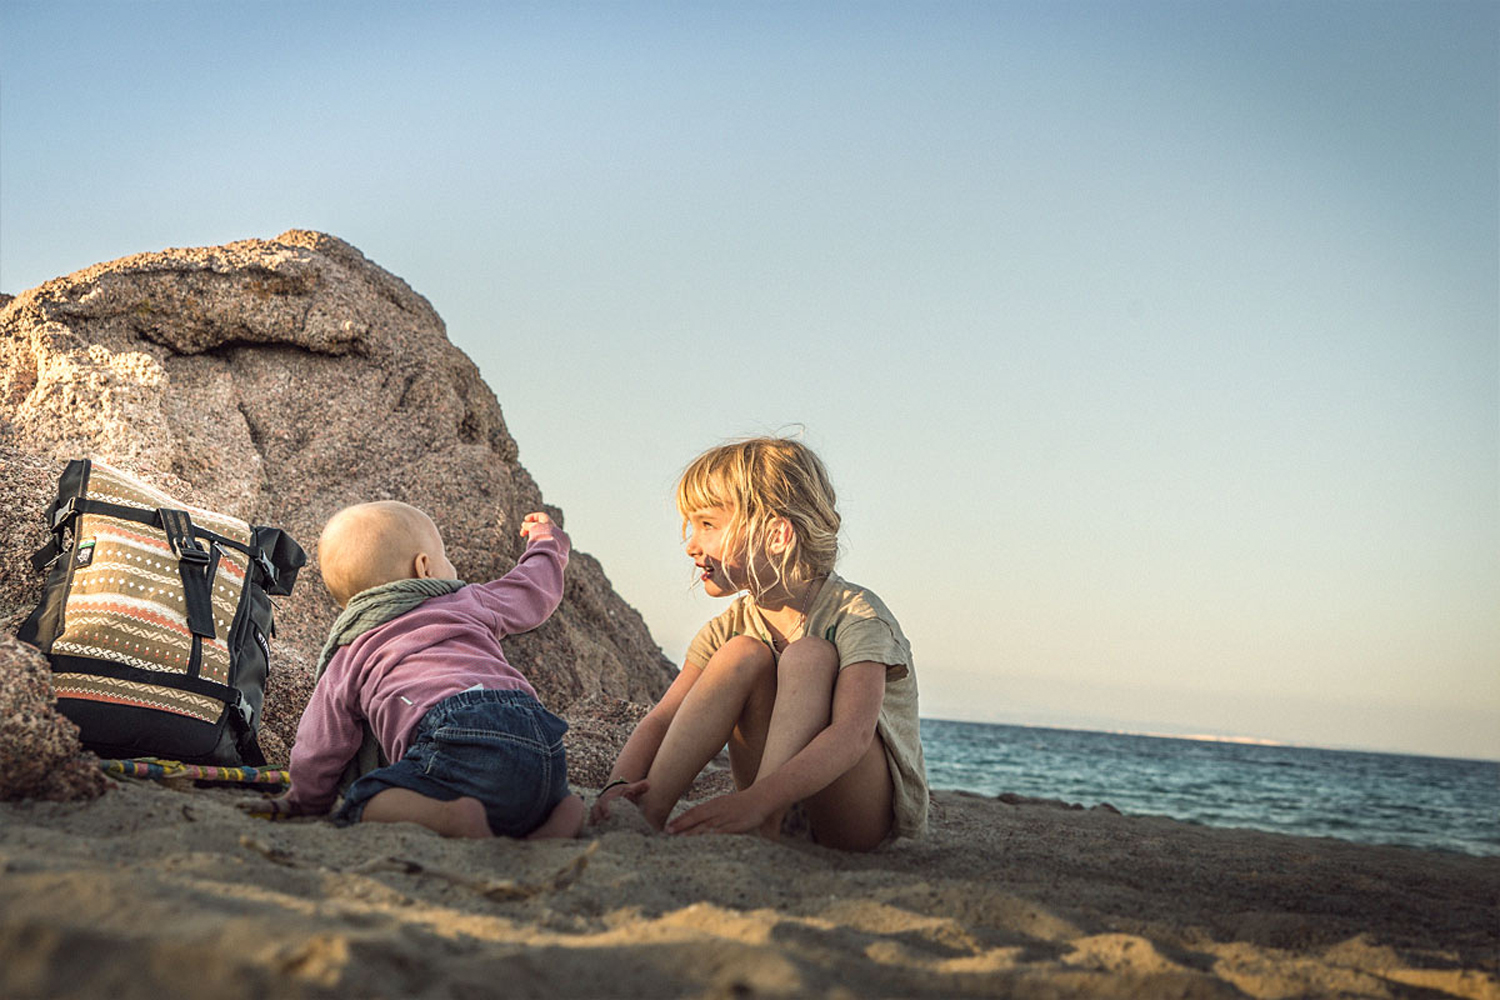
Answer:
[{"xmin": 677, "ymin": 436, "xmax": 841, "ymax": 596}]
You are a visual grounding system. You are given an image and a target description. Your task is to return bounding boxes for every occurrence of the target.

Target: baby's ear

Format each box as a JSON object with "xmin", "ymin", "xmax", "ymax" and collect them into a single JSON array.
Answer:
[{"xmin": 413, "ymin": 552, "xmax": 433, "ymax": 579}]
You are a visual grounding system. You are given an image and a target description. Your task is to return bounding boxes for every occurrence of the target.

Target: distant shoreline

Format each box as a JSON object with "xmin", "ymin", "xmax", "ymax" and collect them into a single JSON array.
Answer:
[
  {"xmin": 921, "ymin": 716, "xmax": 1500, "ymax": 764},
  {"xmin": 919, "ymin": 718, "xmax": 1500, "ymax": 857}
]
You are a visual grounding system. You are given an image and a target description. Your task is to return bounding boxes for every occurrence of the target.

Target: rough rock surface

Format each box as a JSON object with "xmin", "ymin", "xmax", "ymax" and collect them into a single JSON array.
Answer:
[
  {"xmin": 0, "ymin": 634, "xmax": 107, "ymax": 801},
  {"xmin": 0, "ymin": 231, "xmax": 674, "ymax": 796}
]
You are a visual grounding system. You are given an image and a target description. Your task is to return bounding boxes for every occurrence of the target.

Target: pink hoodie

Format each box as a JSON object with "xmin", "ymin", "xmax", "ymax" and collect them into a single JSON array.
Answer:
[{"xmin": 286, "ymin": 530, "xmax": 569, "ymax": 813}]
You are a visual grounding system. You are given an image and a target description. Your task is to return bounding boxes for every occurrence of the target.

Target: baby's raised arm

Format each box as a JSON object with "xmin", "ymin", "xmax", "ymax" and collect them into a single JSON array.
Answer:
[{"xmin": 469, "ymin": 512, "xmax": 570, "ymax": 635}]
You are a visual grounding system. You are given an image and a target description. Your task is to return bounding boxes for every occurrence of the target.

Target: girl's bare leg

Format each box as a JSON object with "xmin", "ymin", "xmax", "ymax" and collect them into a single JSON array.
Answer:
[
  {"xmin": 804, "ymin": 735, "xmax": 895, "ymax": 852},
  {"xmin": 726, "ymin": 653, "xmax": 778, "ymax": 792},
  {"xmin": 637, "ymin": 635, "xmax": 776, "ymax": 829},
  {"xmin": 752, "ymin": 637, "xmax": 840, "ymax": 837},
  {"xmin": 360, "ymin": 788, "xmax": 493, "ymax": 838}
]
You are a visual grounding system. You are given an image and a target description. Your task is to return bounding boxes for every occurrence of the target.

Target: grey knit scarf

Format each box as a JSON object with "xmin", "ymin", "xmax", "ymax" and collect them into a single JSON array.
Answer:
[{"xmin": 315, "ymin": 577, "xmax": 466, "ymax": 790}]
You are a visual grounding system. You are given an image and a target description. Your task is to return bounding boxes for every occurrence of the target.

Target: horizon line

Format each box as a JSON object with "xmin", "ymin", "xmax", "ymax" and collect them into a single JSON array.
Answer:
[{"xmin": 920, "ymin": 716, "xmax": 1500, "ymax": 765}]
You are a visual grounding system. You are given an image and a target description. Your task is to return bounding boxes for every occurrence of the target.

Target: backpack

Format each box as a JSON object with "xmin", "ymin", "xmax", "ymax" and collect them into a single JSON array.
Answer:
[{"xmin": 17, "ymin": 459, "xmax": 306, "ymax": 766}]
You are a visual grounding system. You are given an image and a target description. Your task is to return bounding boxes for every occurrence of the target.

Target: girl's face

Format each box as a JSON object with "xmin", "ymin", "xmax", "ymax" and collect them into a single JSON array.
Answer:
[{"xmin": 684, "ymin": 504, "xmax": 749, "ymax": 597}]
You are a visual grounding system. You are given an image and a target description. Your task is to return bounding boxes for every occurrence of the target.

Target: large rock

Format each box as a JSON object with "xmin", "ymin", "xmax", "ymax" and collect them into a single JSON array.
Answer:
[
  {"xmin": 0, "ymin": 231, "xmax": 674, "ymax": 789},
  {"xmin": 0, "ymin": 633, "xmax": 107, "ymax": 801}
]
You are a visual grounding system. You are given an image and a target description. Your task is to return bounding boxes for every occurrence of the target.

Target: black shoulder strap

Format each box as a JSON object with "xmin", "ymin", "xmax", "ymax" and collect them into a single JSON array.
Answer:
[
  {"xmin": 30, "ymin": 535, "xmax": 66, "ymax": 573},
  {"xmin": 158, "ymin": 508, "xmax": 217, "ymax": 640}
]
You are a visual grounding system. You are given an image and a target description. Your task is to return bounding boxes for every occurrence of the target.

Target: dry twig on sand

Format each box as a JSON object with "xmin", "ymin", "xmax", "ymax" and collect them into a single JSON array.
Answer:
[
  {"xmin": 238, "ymin": 835, "xmax": 598, "ymax": 901},
  {"xmin": 350, "ymin": 841, "xmax": 598, "ymax": 901}
]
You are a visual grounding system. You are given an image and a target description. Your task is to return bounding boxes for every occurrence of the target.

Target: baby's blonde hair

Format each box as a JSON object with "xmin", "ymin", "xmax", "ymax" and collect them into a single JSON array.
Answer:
[
  {"xmin": 319, "ymin": 500, "xmax": 444, "ymax": 606},
  {"xmin": 677, "ymin": 437, "xmax": 841, "ymax": 596}
]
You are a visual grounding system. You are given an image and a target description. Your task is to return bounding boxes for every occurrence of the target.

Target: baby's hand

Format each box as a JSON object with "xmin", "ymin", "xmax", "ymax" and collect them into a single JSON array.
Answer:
[{"xmin": 519, "ymin": 512, "xmax": 555, "ymax": 542}]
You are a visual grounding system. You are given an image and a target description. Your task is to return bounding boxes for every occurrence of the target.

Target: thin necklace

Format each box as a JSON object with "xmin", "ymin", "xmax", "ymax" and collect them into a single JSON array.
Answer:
[
  {"xmin": 766, "ymin": 577, "xmax": 819, "ymax": 652},
  {"xmin": 769, "ymin": 607, "xmax": 804, "ymax": 653}
]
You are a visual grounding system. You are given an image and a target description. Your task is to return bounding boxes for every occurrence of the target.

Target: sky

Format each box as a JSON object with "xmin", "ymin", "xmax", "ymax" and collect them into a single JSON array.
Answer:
[{"xmin": 2, "ymin": 1, "xmax": 1496, "ymax": 761}]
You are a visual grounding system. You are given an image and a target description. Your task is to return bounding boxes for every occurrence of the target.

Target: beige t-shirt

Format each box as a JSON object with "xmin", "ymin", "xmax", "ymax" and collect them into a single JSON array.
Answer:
[{"xmin": 685, "ymin": 573, "xmax": 929, "ymax": 838}]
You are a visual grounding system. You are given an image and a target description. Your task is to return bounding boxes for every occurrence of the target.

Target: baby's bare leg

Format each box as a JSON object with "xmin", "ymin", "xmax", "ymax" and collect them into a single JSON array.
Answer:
[
  {"xmin": 360, "ymin": 788, "xmax": 492, "ymax": 838},
  {"xmin": 527, "ymin": 793, "xmax": 585, "ymax": 839},
  {"xmin": 752, "ymin": 636, "xmax": 840, "ymax": 837},
  {"xmin": 638, "ymin": 635, "xmax": 776, "ymax": 829}
]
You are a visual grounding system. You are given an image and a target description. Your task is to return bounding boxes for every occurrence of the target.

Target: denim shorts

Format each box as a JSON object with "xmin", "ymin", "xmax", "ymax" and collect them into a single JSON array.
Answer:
[{"xmin": 334, "ymin": 689, "xmax": 571, "ymax": 837}]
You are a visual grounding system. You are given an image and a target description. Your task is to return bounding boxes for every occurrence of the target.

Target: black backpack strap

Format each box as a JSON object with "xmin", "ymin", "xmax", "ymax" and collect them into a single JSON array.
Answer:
[
  {"xmin": 32, "ymin": 495, "xmax": 166, "ymax": 569},
  {"xmin": 29, "ymin": 493, "xmax": 86, "ymax": 571},
  {"xmin": 158, "ymin": 508, "xmax": 217, "ymax": 639},
  {"xmin": 30, "ymin": 535, "xmax": 66, "ymax": 573},
  {"xmin": 250, "ymin": 526, "xmax": 308, "ymax": 596},
  {"xmin": 224, "ymin": 689, "xmax": 266, "ymax": 766}
]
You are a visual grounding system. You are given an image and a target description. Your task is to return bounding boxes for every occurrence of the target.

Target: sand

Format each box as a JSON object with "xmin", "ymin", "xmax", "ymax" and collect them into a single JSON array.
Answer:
[{"xmin": 1, "ymin": 780, "xmax": 1495, "ymax": 1000}]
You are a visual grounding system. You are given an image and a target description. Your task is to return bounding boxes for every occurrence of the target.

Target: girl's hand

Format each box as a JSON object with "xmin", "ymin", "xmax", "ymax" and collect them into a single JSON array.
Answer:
[
  {"xmin": 590, "ymin": 778, "xmax": 649, "ymax": 824},
  {"xmin": 667, "ymin": 788, "xmax": 771, "ymax": 836},
  {"xmin": 519, "ymin": 512, "xmax": 555, "ymax": 542},
  {"xmin": 236, "ymin": 793, "xmax": 312, "ymax": 820}
]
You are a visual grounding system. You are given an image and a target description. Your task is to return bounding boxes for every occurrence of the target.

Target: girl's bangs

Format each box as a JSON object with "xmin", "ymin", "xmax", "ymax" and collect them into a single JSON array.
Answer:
[{"xmin": 676, "ymin": 457, "xmax": 733, "ymax": 520}]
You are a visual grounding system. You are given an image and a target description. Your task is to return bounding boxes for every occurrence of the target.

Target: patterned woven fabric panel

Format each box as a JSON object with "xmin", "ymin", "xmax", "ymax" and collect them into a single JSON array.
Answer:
[
  {"xmin": 54, "ymin": 671, "xmax": 223, "ymax": 724},
  {"xmin": 86, "ymin": 462, "xmax": 254, "ymax": 545},
  {"xmin": 53, "ymin": 462, "xmax": 252, "ymax": 687}
]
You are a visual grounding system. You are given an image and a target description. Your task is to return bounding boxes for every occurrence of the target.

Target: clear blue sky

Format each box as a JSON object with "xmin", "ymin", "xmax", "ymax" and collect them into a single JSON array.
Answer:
[{"xmin": 3, "ymin": 1, "xmax": 1495, "ymax": 760}]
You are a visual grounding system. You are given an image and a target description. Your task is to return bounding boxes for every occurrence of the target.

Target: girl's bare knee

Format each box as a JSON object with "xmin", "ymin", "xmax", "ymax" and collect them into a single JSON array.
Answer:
[
  {"xmin": 719, "ymin": 632, "xmax": 774, "ymax": 659},
  {"xmin": 712, "ymin": 633, "xmax": 776, "ymax": 680},
  {"xmin": 778, "ymin": 635, "xmax": 838, "ymax": 676}
]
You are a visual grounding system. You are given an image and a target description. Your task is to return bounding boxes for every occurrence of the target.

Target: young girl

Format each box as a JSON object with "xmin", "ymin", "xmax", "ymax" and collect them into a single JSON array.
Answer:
[{"xmin": 592, "ymin": 437, "xmax": 927, "ymax": 851}]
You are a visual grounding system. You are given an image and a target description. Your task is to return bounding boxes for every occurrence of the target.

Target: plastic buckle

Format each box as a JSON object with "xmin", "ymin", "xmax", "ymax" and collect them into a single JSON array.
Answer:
[
  {"xmin": 232, "ymin": 689, "xmax": 254, "ymax": 727},
  {"xmin": 51, "ymin": 497, "xmax": 79, "ymax": 531},
  {"xmin": 254, "ymin": 551, "xmax": 279, "ymax": 587}
]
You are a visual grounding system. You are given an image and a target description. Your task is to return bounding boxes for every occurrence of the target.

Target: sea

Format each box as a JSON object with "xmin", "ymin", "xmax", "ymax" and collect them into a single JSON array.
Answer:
[{"xmin": 919, "ymin": 719, "xmax": 1500, "ymax": 857}]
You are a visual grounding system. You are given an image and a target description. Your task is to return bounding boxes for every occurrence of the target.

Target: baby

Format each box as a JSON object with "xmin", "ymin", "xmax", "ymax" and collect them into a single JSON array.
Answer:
[{"xmin": 245, "ymin": 500, "xmax": 583, "ymax": 839}]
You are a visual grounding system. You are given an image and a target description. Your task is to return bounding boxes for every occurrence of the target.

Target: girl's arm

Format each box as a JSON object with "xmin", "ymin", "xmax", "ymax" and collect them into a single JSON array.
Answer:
[
  {"xmin": 590, "ymin": 660, "xmax": 703, "ymax": 821},
  {"xmin": 667, "ymin": 662, "xmax": 886, "ymax": 834}
]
